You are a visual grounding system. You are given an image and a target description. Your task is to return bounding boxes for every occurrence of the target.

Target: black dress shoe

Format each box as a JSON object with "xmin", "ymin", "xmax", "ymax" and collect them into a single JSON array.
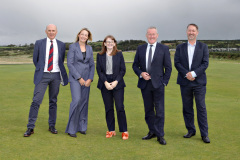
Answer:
[
  {"xmin": 24, "ymin": 128, "xmax": 34, "ymax": 137},
  {"xmin": 142, "ymin": 132, "xmax": 156, "ymax": 140},
  {"xmin": 157, "ymin": 137, "xmax": 167, "ymax": 145},
  {"xmin": 183, "ymin": 132, "xmax": 196, "ymax": 138},
  {"xmin": 202, "ymin": 136, "xmax": 210, "ymax": 143},
  {"xmin": 68, "ymin": 133, "xmax": 77, "ymax": 137},
  {"xmin": 48, "ymin": 126, "xmax": 58, "ymax": 134},
  {"xmin": 79, "ymin": 131, "xmax": 86, "ymax": 135}
]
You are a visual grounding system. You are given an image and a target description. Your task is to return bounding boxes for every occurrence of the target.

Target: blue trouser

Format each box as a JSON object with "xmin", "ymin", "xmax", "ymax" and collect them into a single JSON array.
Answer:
[
  {"xmin": 27, "ymin": 72, "xmax": 61, "ymax": 129},
  {"xmin": 65, "ymin": 81, "xmax": 90, "ymax": 134},
  {"xmin": 141, "ymin": 80, "xmax": 165, "ymax": 137},
  {"xmin": 180, "ymin": 84, "xmax": 209, "ymax": 137}
]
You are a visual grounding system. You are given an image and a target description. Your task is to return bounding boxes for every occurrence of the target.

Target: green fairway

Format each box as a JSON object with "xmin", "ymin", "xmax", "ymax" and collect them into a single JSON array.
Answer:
[{"xmin": 0, "ymin": 58, "xmax": 239, "ymax": 159}]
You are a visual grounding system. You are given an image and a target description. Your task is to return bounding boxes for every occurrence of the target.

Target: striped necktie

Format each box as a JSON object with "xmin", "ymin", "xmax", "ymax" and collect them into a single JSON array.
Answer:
[{"xmin": 47, "ymin": 40, "xmax": 53, "ymax": 71}]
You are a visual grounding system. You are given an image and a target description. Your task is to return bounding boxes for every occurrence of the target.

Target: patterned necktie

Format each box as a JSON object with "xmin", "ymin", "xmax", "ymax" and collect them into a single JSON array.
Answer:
[
  {"xmin": 47, "ymin": 40, "xmax": 53, "ymax": 71},
  {"xmin": 147, "ymin": 45, "xmax": 153, "ymax": 73}
]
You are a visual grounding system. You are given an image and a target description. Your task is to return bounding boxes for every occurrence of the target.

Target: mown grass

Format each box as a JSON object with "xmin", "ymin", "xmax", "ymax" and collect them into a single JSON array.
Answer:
[{"xmin": 0, "ymin": 58, "xmax": 239, "ymax": 160}]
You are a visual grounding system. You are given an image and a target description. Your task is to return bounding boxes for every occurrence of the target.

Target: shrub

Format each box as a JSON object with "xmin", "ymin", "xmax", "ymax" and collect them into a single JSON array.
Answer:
[{"xmin": 209, "ymin": 52, "xmax": 240, "ymax": 60}]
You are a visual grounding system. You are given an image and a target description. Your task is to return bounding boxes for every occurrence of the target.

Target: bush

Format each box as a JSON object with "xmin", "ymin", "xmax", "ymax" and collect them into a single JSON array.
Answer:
[{"xmin": 209, "ymin": 52, "xmax": 240, "ymax": 60}]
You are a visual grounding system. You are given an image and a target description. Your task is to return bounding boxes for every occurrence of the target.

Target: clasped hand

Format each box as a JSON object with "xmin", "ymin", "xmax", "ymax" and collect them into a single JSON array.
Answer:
[
  {"xmin": 79, "ymin": 78, "xmax": 92, "ymax": 87},
  {"xmin": 186, "ymin": 72, "xmax": 195, "ymax": 81},
  {"xmin": 141, "ymin": 72, "xmax": 151, "ymax": 80},
  {"xmin": 104, "ymin": 80, "xmax": 118, "ymax": 90}
]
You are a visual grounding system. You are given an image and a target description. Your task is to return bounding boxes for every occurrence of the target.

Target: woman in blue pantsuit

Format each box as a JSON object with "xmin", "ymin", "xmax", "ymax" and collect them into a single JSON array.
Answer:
[
  {"xmin": 96, "ymin": 35, "xmax": 129, "ymax": 140},
  {"xmin": 65, "ymin": 28, "xmax": 95, "ymax": 137}
]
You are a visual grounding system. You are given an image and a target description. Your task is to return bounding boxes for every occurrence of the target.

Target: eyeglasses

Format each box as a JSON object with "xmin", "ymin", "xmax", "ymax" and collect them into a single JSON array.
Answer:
[{"xmin": 105, "ymin": 41, "xmax": 114, "ymax": 44}]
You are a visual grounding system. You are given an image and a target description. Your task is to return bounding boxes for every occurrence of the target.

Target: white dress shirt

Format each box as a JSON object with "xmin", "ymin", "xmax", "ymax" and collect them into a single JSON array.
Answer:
[
  {"xmin": 44, "ymin": 38, "xmax": 60, "ymax": 72},
  {"xmin": 146, "ymin": 42, "xmax": 157, "ymax": 70},
  {"xmin": 187, "ymin": 41, "xmax": 197, "ymax": 78},
  {"xmin": 140, "ymin": 42, "xmax": 157, "ymax": 79}
]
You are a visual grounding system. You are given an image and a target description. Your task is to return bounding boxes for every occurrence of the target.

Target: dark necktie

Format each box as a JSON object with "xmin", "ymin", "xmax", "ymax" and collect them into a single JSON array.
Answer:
[
  {"xmin": 47, "ymin": 40, "xmax": 53, "ymax": 71},
  {"xmin": 147, "ymin": 45, "xmax": 153, "ymax": 73}
]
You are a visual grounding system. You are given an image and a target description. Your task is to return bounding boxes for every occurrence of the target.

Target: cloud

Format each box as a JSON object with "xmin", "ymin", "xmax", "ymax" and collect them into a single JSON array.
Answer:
[{"xmin": 0, "ymin": 0, "xmax": 239, "ymax": 45}]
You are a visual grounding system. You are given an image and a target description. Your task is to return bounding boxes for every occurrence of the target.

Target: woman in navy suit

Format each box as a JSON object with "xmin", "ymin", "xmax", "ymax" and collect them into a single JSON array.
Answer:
[
  {"xmin": 65, "ymin": 28, "xmax": 95, "ymax": 137},
  {"xmin": 96, "ymin": 35, "xmax": 129, "ymax": 140}
]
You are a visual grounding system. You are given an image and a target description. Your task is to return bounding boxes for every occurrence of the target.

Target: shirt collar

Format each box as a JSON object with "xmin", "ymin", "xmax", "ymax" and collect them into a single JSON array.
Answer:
[
  {"xmin": 188, "ymin": 41, "xmax": 196, "ymax": 47},
  {"xmin": 148, "ymin": 42, "xmax": 157, "ymax": 48},
  {"xmin": 47, "ymin": 37, "xmax": 56, "ymax": 43}
]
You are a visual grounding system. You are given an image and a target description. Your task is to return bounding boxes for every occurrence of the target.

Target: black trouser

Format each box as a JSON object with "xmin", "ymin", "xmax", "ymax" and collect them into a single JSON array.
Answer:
[
  {"xmin": 101, "ymin": 74, "xmax": 127, "ymax": 132},
  {"xmin": 141, "ymin": 80, "xmax": 165, "ymax": 137},
  {"xmin": 180, "ymin": 84, "xmax": 208, "ymax": 137}
]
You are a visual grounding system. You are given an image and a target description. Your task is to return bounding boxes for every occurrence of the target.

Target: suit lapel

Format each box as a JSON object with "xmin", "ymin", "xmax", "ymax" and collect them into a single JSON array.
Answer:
[
  {"xmin": 42, "ymin": 38, "xmax": 47, "ymax": 62},
  {"xmin": 85, "ymin": 45, "xmax": 90, "ymax": 62},
  {"xmin": 183, "ymin": 43, "xmax": 189, "ymax": 68},
  {"xmin": 103, "ymin": 53, "xmax": 106, "ymax": 72},
  {"xmin": 56, "ymin": 39, "xmax": 62, "ymax": 60},
  {"xmin": 151, "ymin": 43, "xmax": 160, "ymax": 64},
  {"xmin": 183, "ymin": 43, "xmax": 188, "ymax": 60},
  {"xmin": 191, "ymin": 41, "xmax": 199, "ymax": 64},
  {"xmin": 142, "ymin": 44, "xmax": 148, "ymax": 71},
  {"xmin": 75, "ymin": 42, "xmax": 83, "ymax": 60},
  {"xmin": 112, "ymin": 53, "xmax": 117, "ymax": 72}
]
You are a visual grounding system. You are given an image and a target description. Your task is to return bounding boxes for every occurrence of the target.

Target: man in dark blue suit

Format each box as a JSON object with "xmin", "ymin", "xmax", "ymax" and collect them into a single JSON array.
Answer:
[
  {"xmin": 24, "ymin": 24, "xmax": 68, "ymax": 137},
  {"xmin": 133, "ymin": 27, "xmax": 172, "ymax": 145},
  {"xmin": 174, "ymin": 23, "xmax": 210, "ymax": 143}
]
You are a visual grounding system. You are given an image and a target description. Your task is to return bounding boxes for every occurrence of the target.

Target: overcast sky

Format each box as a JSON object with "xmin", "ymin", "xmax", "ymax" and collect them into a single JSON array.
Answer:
[{"xmin": 1, "ymin": 0, "xmax": 239, "ymax": 45}]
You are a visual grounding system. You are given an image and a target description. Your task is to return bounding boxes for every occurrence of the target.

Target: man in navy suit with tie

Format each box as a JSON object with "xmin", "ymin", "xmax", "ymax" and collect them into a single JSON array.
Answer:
[
  {"xmin": 24, "ymin": 24, "xmax": 68, "ymax": 137},
  {"xmin": 174, "ymin": 23, "xmax": 210, "ymax": 143},
  {"xmin": 133, "ymin": 27, "xmax": 172, "ymax": 145}
]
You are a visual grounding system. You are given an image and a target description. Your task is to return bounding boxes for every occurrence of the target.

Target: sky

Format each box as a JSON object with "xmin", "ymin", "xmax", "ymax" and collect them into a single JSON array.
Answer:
[{"xmin": 0, "ymin": 0, "xmax": 240, "ymax": 45}]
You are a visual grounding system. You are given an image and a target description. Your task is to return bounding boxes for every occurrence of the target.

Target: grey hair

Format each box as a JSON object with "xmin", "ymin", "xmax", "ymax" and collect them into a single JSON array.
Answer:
[{"xmin": 147, "ymin": 26, "xmax": 158, "ymax": 33}]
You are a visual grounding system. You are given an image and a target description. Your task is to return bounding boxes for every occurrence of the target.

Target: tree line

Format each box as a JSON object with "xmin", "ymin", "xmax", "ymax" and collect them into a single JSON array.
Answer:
[
  {"xmin": 0, "ymin": 40, "xmax": 146, "ymax": 56},
  {"xmin": 162, "ymin": 40, "xmax": 240, "ymax": 49},
  {"xmin": 65, "ymin": 40, "xmax": 146, "ymax": 52},
  {"xmin": 1, "ymin": 40, "xmax": 240, "ymax": 60}
]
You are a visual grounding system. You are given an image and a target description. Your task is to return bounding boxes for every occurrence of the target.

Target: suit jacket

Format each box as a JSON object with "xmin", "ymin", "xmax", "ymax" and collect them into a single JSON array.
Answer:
[
  {"xmin": 132, "ymin": 43, "xmax": 172, "ymax": 89},
  {"xmin": 96, "ymin": 51, "xmax": 126, "ymax": 90},
  {"xmin": 67, "ymin": 42, "xmax": 95, "ymax": 83},
  {"xmin": 174, "ymin": 41, "xmax": 209, "ymax": 86},
  {"xmin": 33, "ymin": 38, "xmax": 68, "ymax": 86}
]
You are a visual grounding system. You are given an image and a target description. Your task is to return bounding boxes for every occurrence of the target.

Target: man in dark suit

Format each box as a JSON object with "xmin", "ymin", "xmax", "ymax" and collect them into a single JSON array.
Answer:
[
  {"xmin": 174, "ymin": 23, "xmax": 210, "ymax": 143},
  {"xmin": 133, "ymin": 27, "xmax": 172, "ymax": 145},
  {"xmin": 24, "ymin": 24, "xmax": 68, "ymax": 137}
]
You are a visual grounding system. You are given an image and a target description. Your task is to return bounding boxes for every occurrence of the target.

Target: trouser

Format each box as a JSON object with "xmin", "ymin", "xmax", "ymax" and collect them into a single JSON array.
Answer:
[{"xmin": 27, "ymin": 72, "xmax": 61, "ymax": 129}]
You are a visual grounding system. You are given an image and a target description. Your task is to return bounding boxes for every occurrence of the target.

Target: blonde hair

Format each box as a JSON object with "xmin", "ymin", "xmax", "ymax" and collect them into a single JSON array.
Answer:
[{"xmin": 75, "ymin": 28, "xmax": 92, "ymax": 44}]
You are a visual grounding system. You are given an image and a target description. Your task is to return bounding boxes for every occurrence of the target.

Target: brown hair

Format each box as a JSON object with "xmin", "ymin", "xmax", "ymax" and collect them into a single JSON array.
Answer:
[
  {"xmin": 99, "ymin": 35, "xmax": 120, "ymax": 56},
  {"xmin": 75, "ymin": 28, "xmax": 92, "ymax": 44},
  {"xmin": 187, "ymin": 23, "xmax": 199, "ymax": 30}
]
